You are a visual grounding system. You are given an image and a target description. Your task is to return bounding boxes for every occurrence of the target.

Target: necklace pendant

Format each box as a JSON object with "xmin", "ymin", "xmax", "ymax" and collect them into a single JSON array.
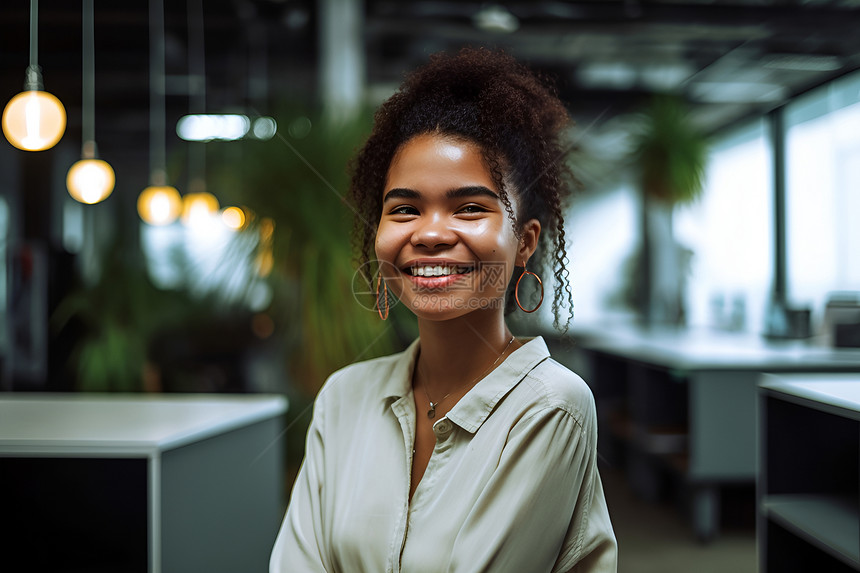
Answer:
[{"xmin": 427, "ymin": 402, "xmax": 437, "ymax": 419}]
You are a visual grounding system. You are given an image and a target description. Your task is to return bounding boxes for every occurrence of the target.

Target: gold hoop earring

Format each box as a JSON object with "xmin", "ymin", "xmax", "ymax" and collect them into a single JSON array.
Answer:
[
  {"xmin": 515, "ymin": 263, "xmax": 543, "ymax": 313},
  {"xmin": 375, "ymin": 274, "xmax": 389, "ymax": 320}
]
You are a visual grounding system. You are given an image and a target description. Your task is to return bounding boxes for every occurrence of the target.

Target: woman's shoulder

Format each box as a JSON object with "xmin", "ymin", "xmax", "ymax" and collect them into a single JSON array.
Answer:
[
  {"xmin": 327, "ymin": 350, "xmax": 403, "ymax": 380},
  {"xmin": 517, "ymin": 354, "xmax": 597, "ymax": 423},
  {"xmin": 317, "ymin": 341, "xmax": 417, "ymax": 402}
]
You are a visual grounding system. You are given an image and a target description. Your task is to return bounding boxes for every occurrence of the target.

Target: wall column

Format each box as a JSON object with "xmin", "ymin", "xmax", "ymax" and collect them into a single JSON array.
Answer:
[{"xmin": 319, "ymin": 0, "xmax": 365, "ymax": 124}]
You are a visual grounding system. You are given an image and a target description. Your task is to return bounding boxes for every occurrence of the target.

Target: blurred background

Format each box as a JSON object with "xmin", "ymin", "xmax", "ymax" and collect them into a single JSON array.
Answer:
[{"xmin": 2, "ymin": 1, "xmax": 860, "ymax": 571}]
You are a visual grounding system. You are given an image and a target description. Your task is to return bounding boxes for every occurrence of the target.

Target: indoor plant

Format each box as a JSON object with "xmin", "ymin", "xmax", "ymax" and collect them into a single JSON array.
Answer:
[{"xmin": 629, "ymin": 95, "xmax": 708, "ymax": 325}]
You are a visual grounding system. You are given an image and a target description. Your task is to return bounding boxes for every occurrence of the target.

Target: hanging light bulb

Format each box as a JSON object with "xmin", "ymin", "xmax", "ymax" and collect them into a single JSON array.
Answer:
[
  {"xmin": 2, "ymin": 0, "xmax": 66, "ymax": 151},
  {"xmin": 181, "ymin": 186, "xmax": 220, "ymax": 229},
  {"xmin": 138, "ymin": 0, "xmax": 180, "ymax": 224},
  {"xmin": 67, "ymin": 158, "xmax": 115, "ymax": 204},
  {"xmin": 67, "ymin": 143, "xmax": 115, "ymax": 204},
  {"xmin": 221, "ymin": 206, "xmax": 247, "ymax": 230},
  {"xmin": 67, "ymin": 0, "xmax": 114, "ymax": 205},
  {"xmin": 138, "ymin": 169, "xmax": 182, "ymax": 225},
  {"xmin": 178, "ymin": 0, "xmax": 217, "ymax": 232},
  {"xmin": 138, "ymin": 186, "xmax": 182, "ymax": 225}
]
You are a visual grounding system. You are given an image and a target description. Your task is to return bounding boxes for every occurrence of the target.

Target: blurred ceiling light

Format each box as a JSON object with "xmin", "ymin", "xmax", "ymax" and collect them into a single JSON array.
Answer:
[
  {"xmin": 762, "ymin": 54, "xmax": 843, "ymax": 72},
  {"xmin": 67, "ymin": 156, "xmax": 115, "ymax": 205},
  {"xmin": 3, "ymin": 90, "xmax": 66, "ymax": 151},
  {"xmin": 221, "ymin": 206, "xmax": 247, "ymax": 230},
  {"xmin": 639, "ymin": 63, "xmax": 693, "ymax": 92},
  {"xmin": 67, "ymin": 0, "xmax": 114, "ymax": 205},
  {"xmin": 138, "ymin": 183, "xmax": 182, "ymax": 225},
  {"xmin": 577, "ymin": 62, "xmax": 637, "ymax": 90},
  {"xmin": 690, "ymin": 81, "xmax": 788, "ymax": 103},
  {"xmin": 177, "ymin": 114, "xmax": 249, "ymax": 141},
  {"xmin": 176, "ymin": 114, "xmax": 277, "ymax": 141},
  {"xmin": 250, "ymin": 117, "xmax": 277, "ymax": 140},
  {"xmin": 181, "ymin": 191, "xmax": 220, "ymax": 228},
  {"xmin": 2, "ymin": 0, "xmax": 66, "ymax": 151},
  {"xmin": 473, "ymin": 4, "xmax": 519, "ymax": 33}
]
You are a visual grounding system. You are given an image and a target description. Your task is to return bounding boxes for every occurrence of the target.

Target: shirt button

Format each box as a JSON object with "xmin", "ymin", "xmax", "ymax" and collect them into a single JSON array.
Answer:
[{"xmin": 434, "ymin": 419, "xmax": 453, "ymax": 435}]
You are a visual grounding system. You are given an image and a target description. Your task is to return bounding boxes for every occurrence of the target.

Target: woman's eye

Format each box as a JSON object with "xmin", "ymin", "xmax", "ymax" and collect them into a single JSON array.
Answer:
[
  {"xmin": 389, "ymin": 205, "xmax": 418, "ymax": 216},
  {"xmin": 458, "ymin": 204, "xmax": 489, "ymax": 214}
]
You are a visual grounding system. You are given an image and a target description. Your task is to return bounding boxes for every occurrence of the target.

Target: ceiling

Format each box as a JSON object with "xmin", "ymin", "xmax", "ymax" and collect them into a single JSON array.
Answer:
[
  {"xmin": 2, "ymin": 0, "xmax": 860, "ymax": 174},
  {"xmin": 366, "ymin": 0, "xmax": 860, "ymax": 131}
]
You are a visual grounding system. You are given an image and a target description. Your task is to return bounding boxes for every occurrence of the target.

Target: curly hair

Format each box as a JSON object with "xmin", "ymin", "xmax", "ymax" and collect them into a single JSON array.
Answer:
[{"xmin": 349, "ymin": 47, "xmax": 575, "ymax": 331}]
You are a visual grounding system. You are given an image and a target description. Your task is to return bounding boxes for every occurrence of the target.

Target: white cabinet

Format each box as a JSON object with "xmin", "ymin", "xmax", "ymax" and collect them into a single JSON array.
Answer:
[{"xmin": 0, "ymin": 393, "xmax": 288, "ymax": 573}]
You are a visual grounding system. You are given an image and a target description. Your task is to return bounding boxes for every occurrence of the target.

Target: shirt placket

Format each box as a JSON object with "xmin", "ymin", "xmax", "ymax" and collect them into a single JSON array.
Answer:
[
  {"xmin": 392, "ymin": 414, "xmax": 458, "ymax": 572},
  {"xmin": 409, "ymin": 416, "xmax": 456, "ymax": 509},
  {"xmin": 398, "ymin": 417, "xmax": 457, "ymax": 569},
  {"xmin": 388, "ymin": 395, "xmax": 416, "ymax": 573}
]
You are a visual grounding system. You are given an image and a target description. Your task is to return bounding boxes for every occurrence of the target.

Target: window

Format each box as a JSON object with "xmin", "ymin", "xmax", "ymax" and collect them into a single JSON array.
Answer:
[
  {"xmin": 675, "ymin": 120, "xmax": 774, "ymax": 333},
  {"xmin": 785, "ymin": 70, "xmax": 860, "ymax": 328}
]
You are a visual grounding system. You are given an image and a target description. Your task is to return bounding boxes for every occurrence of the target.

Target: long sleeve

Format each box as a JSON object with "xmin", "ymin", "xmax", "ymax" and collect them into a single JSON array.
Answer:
[
  {"xmin": 269, "ymin": 398, "xmax": 330, "ymax": 573},
  {"xmin": 448, "ymin": 402, "xmax": 617, "ymax": 573}
]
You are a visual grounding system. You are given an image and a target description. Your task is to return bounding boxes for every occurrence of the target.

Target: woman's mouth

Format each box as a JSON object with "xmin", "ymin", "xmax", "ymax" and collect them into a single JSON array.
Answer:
[
  {"xmin": 406, "ymin": 264, "xmax": 474, "ymax": 277},
  {"xmin": 404, "ymin": 263, "xmax": 475, "ymax": 289}
]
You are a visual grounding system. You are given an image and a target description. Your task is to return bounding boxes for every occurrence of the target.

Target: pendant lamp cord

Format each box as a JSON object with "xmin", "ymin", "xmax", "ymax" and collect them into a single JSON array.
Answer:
[
  {"xmin": 149, "ymin": 0, "xmax": 167, "ymax": 185},
  {"xmin": 188, "ymin": 0, "xmax": 205, "ymax": 113},
  {"xmin": 25, "ymin": 0, "xmax": 43, "ymax": 90},
  {"xmin": 82, "ymin": 0, "xmax": 95, "ymax": 150},
  {"xmin": 29, "ymin": 0, "xmax": 38, "ymax": 68},
  {"xmin": 187, "ymin": 0, "xmax": 206, "ymax": 186}
]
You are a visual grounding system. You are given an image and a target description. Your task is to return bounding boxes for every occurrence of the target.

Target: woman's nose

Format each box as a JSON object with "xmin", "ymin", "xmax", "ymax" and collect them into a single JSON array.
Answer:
[{"xmin": 411, "ymin": 213, "xmax": 456, "ymax": 249}]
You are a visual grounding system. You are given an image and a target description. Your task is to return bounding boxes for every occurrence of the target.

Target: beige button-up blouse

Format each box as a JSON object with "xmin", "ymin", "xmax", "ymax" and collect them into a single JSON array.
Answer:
[{"xmin": 270, "ymin": 336, "xmax": 617, "ymax": 572}]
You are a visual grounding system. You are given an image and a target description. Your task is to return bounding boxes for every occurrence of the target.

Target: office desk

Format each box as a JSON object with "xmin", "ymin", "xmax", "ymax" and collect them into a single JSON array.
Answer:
[
  {"xmin": 569, "ymin": 324, "xmax": 860, "ymax": 541},
  {"xmin": 0, "ymin": 393, "xmax": 288, "ymax": 573}
]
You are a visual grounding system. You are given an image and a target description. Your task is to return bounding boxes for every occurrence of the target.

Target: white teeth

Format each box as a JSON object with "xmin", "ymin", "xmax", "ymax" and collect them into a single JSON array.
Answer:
[{"xmin": 411, "ymin": 265, "xmax": 470, "ymax": 277}]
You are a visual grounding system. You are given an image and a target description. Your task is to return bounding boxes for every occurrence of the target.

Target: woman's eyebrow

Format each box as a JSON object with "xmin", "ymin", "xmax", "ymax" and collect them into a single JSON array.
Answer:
[
  {"xmin": 383, "ymin": 188, "xmax": 420, "ymax": 202},
  {"xmin": 382, "ymin": 185, "xmax": 499, "ymax": 203},
  {"xmin": 446, "ymin": 186, "xmax": 499, "ymax": 200}
]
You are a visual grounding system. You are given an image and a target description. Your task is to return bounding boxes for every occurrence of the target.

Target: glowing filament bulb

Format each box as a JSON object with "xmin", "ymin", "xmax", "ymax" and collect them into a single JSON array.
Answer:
[{"xmin": 2, "ymin": 90, "xmax": 66, "ymax": 151}]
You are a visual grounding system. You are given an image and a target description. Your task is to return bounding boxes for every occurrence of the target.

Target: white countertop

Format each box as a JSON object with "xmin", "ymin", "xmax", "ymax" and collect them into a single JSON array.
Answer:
[
  {"xmin": 570, "ymin": 322, "xmax": 860, "ymax": 371},
  {"xmin": 760, "ymin": 374, "xmax": 860, "ymax": 416},
  {"xmin": 0, "ymin": 393, "xmax": 289, "ymax": 456}
]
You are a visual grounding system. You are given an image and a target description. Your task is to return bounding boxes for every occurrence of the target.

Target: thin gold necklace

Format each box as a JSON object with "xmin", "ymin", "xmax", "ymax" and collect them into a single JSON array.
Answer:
[{"xmin": 418, "ymin": 335, "xmax": 516, "ymax": 420}]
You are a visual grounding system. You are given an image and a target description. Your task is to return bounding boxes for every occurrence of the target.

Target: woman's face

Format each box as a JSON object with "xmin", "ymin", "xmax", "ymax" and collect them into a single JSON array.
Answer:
[{"xmin": 374, "ymin": 133, "xmax": 539, "ymax": 321}]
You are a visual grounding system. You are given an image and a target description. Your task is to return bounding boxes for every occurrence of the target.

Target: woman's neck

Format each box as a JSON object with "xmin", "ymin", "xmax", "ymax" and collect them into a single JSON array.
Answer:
[{"xmin": 414, "ymin": 312, "xmax": 518, "ymax": 397}]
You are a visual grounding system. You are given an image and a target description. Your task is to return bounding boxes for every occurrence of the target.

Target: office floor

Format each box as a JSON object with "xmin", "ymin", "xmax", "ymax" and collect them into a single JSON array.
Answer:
[{"xmin": 601, "ymin": 466, "xmax": 757, "ymax": 573}]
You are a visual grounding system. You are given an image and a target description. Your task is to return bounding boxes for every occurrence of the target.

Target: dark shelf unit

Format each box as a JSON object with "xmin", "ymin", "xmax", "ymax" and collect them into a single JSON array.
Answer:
[{"xmin": 759, "ymin": 374, "xmax": 860, "ymax": 572}]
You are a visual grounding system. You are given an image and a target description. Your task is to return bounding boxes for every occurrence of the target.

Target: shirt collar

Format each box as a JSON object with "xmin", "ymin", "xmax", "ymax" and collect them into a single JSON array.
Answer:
[
  {"xmin": 379, "ymin": 338, "xmax": 421, "ymax": 401},
  {"xmin": 446, "ymin": 336, "xmax": 550, "ymax": 433},
  {"xmin": 380, "ymin": 336, "xmax": 551, "ymax": 433}
]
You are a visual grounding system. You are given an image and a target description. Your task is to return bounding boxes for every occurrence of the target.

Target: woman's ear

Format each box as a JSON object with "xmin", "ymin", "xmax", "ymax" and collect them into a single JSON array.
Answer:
[{"xmin": 518, "ymin": 219, "xmax": 541, "ymax": 265}]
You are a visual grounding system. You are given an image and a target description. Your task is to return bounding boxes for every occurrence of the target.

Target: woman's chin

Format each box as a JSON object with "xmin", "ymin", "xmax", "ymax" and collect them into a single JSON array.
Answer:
[{"xmin": 401, "ymin": 292, "xmax": 505, "ymax": 322}]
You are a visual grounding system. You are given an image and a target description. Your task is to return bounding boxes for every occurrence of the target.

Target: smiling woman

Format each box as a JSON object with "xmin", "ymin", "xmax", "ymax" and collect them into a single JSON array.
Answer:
[
  {"xmin": 375, "ymin": 133, "xmax": 538, "ymax": 321},
  {"xmin": 270, "ymin": 48, "xmax": 618, "ymax": 573}
]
